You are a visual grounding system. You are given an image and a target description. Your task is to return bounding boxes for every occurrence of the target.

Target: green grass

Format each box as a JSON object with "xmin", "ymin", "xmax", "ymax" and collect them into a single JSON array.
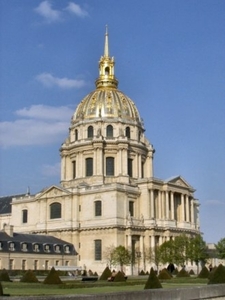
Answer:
[{"xmin": 1, "ymin": 276, "xmax": 209, "ymax": 296}]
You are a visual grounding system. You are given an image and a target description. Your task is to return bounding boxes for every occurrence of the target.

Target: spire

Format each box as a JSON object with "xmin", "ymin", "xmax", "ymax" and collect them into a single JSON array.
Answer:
[
  {"xmin": 104, "ymin": 25, "xmax": 109, "ymax": 57},
  {"xmin": 95, "ymin": 27, "xmax": 118, "ymax": 89}
]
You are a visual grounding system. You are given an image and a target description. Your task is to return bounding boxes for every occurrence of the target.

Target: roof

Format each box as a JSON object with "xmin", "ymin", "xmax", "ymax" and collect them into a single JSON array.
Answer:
[
  {"xmin": 0, "ymin": 194, "xmax": 26, "ymax": 214},
  {"xmin": 0, "ymin": 231, "xmax": 78, "ymax": 256}
]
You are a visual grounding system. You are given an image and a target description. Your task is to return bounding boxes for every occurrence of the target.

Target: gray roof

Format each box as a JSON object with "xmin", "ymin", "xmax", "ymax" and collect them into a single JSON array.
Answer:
[{"xmin": 0, "ymin": 194, "xmax": 26, "ymax": 214}]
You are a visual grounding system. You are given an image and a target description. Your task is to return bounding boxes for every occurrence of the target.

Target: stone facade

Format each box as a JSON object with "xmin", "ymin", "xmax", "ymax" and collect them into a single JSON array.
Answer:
[{"xmin": 0, "ymin": 29, "xmax": 200, "ymax": 274}]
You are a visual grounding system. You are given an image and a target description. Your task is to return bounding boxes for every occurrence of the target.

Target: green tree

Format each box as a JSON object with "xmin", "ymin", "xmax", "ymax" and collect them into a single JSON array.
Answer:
[
  {"xmin": 103, "ymin": 244, "xmax": 115, "ymax": 269},
  {"xmin": 187, "ymin": 235, "xmax": 208, "ymax": 274},
  {"xmin": 111, "ymin": 245, "xmax": 132, "ymax": 272},
  {"xmin": 173, "ymin": 234, "xmax": 189, "ymax": 267},
  {"xmin": 146, "ymin": 245, "xmax": 163, "ymax": 274},
  {"xmin": 215, "ymin": 238, "xmax": 225, "ymax": 259}
]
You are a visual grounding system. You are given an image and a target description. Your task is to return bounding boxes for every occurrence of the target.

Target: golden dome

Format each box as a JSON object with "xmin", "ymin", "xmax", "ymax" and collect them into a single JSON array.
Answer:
[{"xmin": 73, "ymin": 27, "xmax": 143, "ymax": 126}]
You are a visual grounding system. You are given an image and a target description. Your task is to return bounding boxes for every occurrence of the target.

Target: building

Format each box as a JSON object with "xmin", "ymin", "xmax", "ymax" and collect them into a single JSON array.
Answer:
[{"xmin": 0, "ymin": 29, "xmax": 200, "ymax": 274}]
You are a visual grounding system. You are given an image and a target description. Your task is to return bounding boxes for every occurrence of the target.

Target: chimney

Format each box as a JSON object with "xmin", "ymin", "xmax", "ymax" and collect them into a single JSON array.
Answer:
[{"xmin": 4, "ymin": 224, "xmax": 14, "ymax": 237}]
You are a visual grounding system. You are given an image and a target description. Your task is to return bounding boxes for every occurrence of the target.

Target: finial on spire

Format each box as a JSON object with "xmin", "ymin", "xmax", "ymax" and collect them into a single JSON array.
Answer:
[{"xmin": 104, "ymin": 25, "xmax": 109, "ymax": 57}]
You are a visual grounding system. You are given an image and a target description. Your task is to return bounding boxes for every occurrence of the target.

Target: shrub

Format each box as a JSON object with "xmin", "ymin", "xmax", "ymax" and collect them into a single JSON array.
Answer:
[
  {"xmin": 0, "ymin": 269, "xmax": 11, "ymax": 282},
  {"xmin": 99, "ymin": 266, "xmax": 112, "ymax": 280},
  {"xmin": 139, "ymin": 270, "xmax": 146, "ymax": 275},
  {"xmin": 158, "ymin": 268, "xmax": 172, "ymax": 280},
  {"xmin": 20, "ymin": 270, "xmax": 39, "ymax": 283},
  {"xmin": 43, "ymin": 267, "xmax": 62, "ymax": 284},
  {"xmin": 93, "ymin": 271, "xmax": 98, "ymax": 276},
  {"xmin": 0, "ymin": 281, "xmax": 3, "ymax": 296},
  {"xmin": 88, "ymin": 269, "xmax": 93, "ymax": 276},
  {"xmin": 208, "ymin": 264, "xmax": 225, "ymax": 284},
  {"xmin": 198, "ymin": 266, "xmax": 209, "ymax": 278},
  {"xmin": 113, "ymin": 271, "xmax": 126, "ymax": 282},
  {"xmin": 189, "ymin": 269, "xmax": 195, "ymax": 275},
  {"xmin": 176, "ymin": 268, "xmax": 190, "ymax": 277},
  {"xmin": 144, "ymin": 267, "xmax": 162, "ymax": 289}
]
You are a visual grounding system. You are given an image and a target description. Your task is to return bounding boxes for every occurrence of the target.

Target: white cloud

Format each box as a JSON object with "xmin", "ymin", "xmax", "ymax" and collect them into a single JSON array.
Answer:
[
  {"xmin": 0, "ymin": 105, "xmax": 74, "ymax": 148},
  {"xmin": 65, "ymin": 2, "xmax": 89, "ymax": 17},
  {"xmin": 41, "ymin": 162, "xmax": 61, "ymax": 177},
  {"xmin": 205, "ymin": 199, "xmax": 225, "ymax": 205},
  {"xmin": 36, "ymin": 73, "xmax": 86, "ymax": 89},
  {"xmin": 34, "ymin": 1, "xmax": 62, "ymax": 23}
]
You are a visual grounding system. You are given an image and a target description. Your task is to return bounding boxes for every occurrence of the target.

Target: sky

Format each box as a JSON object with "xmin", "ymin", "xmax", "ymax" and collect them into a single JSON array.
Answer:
[{"xmin": 0, "ymin": 0, "xmax": 224, "ymax": 244}]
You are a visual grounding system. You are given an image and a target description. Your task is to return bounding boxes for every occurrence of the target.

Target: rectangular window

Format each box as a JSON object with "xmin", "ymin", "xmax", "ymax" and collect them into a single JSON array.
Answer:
[
  {"xmin": 128, "ymin": 158, "xmax": 133, "ymax": 177},
  {"xmin": 22, "ymin": 260, "xmax": 26, "ymax": 270},
  {"xmin": 72, "ymin": 161, "xmax": 76, "ymax": 179},
  {"xmin": 9, "ymin": 259, "xmax": 14, "ymax": 270},
  {"xmin": 94, "ymin": 240, "xmax": 102, "ymax": 261},
  {"xmin": 129, "ymin": 201, "xmax": 134, "ymax": 217},
  {"xmin": 22, "ymin": 209, "xmax": 28, "ymax": 223},
  {"xmin": 86, "ymin": 158, "xmax": 93, "ymax": 176},
  {"xmin": 55, "ymin": 260, "xmax": 59, "ymax": 266},
  {"xmin": 95, "ymin": 201, "xmax": 102, "ymax": 216},
  {"xmin": 34, "ymin": 260, "xmax": 38, "ymax": 270},
  {"xmin": 106, "ymin": 157, "xmax": 114, "ymax": 175}
]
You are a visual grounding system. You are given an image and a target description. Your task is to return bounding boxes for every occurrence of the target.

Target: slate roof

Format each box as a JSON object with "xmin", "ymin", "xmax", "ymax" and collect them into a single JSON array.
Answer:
[
  {"xmin": 0, "ymin": 194, "xmax": 26, "ymax": 214},
  {"xmin": 0, "ymin": 231, "xmax": 78, "ymax": 255}
]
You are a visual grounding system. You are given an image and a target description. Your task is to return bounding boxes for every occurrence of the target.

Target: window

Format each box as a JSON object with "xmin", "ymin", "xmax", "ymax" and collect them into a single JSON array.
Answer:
[
  {"xmin": 128, "ymin": 158, "xmax": 133, "ymax": 177},
  {"xmin": 50, "ymin": 202, "xmax": 61, "ymax": 219},
  {"xmin": 106, "ymin": 125, "xmax": 113, "ymax": 137},
  {"xmin": 125, "ymin": 127, "xmax": 130, "ymax": 138},
  {"xmin": 75, "ymin": 129, "xmax": 78, "ymax": 141},
  {"xmin": 55, "ymin": 260, "xmax": 59, "ymax": 266},
  {"xmin": 9, "ymin": 259, "xmax": 14, "ymax": 270},
  {"xmin": 87, "ymin": 126, "xmax": 93, "ymax": 138},
  {"xmin": 44, "ymin": 244, "xmax": 50, "ymax": 253},
  {"xmin": 72, "ymin": 161, "xmax": 76, "ymax": 179},
  {"xmin": 54, "ymin": 245, "xmax": 61, "ymax": 253},
  {"xmin": 105, "ymin": 67, "xmax": 109, "ymax": 75},
  {"xmin": 45, "ymin": 260, "xmax": 49, "ymax": 270},
  {"xmin": 95, "ymin": 201, "xmax": 102, "ymax": 216},
  {"xmin": 94, "ymin": 240, "xmax": 102, "ymax": 261},
  {"xmin": 106, "ymin": 157, "xmax": 114, "ymax": 175},
  {"xmin": 129, "ymin": 201, "xmax": 134, "ymax": 217},
  {"xmin": 22, "ymin": 260, "xmax": 26, "ymax": 270},
  {"xmin": 21, "ymin": 243, "xmax": 28, "ymax": 252},
  {"xmin": 64, "ymin": 245, "xmax": 70, "ymax": 254},
  {"xmin": 33, "ymin": 243, "xmax": 40, "ymax": 252},
  {"xmin": 22, "ymin": 209, "xmax": 28, "ymax": 223},
  {"xmin": 86, "ymin": 158, "xmax": 93, "ymax": 176},
  {"xmin": 0, "ymin": 242, "xmax": 2, "ymax": 250},
  {"xmin": 34, "ymin": 260, "xmax": 38, "ymax": 270},
  {"xmin": 8, "ymin": 242, "xmax": 15, "ymax": 251}
]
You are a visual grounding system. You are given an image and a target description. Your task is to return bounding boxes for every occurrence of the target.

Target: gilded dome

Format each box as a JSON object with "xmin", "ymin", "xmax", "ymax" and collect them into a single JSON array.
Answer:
[{"xmin": 73, "ymin": 27, "xmax": 142, "ymax": 126}]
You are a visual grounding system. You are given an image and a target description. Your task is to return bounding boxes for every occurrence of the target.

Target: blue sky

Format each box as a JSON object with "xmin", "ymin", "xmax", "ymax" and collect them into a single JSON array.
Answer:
[{"xmin": 0, "ymin": 0, "xmax": 224, "ymax": 244}]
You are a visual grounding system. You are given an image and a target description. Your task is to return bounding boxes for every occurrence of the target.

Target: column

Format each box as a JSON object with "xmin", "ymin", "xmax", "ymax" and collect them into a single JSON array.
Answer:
[
  {"xmin": 181, "ymin": 194, "xmax": 185, "ymax": 221},
  {"xmin": 150, "ymin": 235, "xmax": 155, "ymax": 249},
  {"xmin": 119, "ymin": 148, "xmax": 122, "ymax": 174},
  {"xmin": 150, "ymin": 190, "xmax": 154, "ymax": 218},
  {"xmin": 171, "ymin": 192, "xmax": 174, "ymax": 220},
  {"xmin": 186, "ymin": 195, "xmax": 190, "ymax": 222},
  {"xmin": 122, "ymin": 148, "xmax": 127, "ymax": 175},
  {"xmin": 165, "ymin": 191, "xmax": 169, "ymax": 219},
  {"xmin": 161, "ymin": 191, "xmax": 165, "ymax": 219},
  {"xmin": 138, "ymin": 154, "xmax": 142, "ymax": 179},
  {"xmin": 190, "ymin": 198, "xmax": 194, "ymax": 224},
  {"xmin": 158, "ymin": 191, "xmax": 162, "ymax": 219}
]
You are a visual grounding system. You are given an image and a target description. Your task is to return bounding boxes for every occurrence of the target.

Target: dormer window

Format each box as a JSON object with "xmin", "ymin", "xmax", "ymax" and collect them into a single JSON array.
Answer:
[
  {"xmin": 21, "ymin": 243, "xmax": 28, "ymax": 252},
  {"xmin": 54, "ymin": 244, "xmax": 61, "ymax": 253},
  {"xmin": 0, "ymin": 242, "xmax": 2, "ymax": 250},
  {"xmin": 8, "ymin": 242, "xmax": 15, "ymax": 251},
  {"xmin": 33, "ymin": 243, "xmax": 40, "ymax": 252},
  {"xmin": 44, "ymin": 244, "xmax": 50, "ymax": 253},
  {"xmin": 64, "ymin": 245, "xmax": 70, "ymax": 254}
]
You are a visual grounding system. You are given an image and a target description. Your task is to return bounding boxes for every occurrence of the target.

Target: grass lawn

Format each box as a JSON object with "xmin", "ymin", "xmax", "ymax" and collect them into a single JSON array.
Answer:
[{"xmin": 1, "ymin": 276, "xmax": 209, "ymax": 296}]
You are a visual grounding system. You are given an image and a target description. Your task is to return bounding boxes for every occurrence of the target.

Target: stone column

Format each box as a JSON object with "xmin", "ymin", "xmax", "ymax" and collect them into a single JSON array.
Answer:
[
  {"xmin": 150, "ymin": 189, "xmax": 154, "ymax": 218},
  {"xmin": 119, "ymin": 148, "xmax": 122, "ymax": 174},
  {"xmin": 191, "ymin": 198, "xmax": 194, "ymax": 224},
  {"xmin": 158, "ymin": 191, "xmax": 162, "ymax": 219},
  {"xmin": 186, "ymin": 195, "xmax": 190, "ymax": 222},
  {"xmin": 122, "ymin": 148, "xmax": 128, "ymax": 175},
  {"xmin": 181, "ymin": 194, "xmax": 185, "ymax": 221},
  {"xmin": 165, "ymin": 191, "xmax": 169, "ymax": 219},
  {"xmin": 171, "ymin": 192, "xmax": 174, "ymax": 220},
  {"xmin": 150, "ymin": 235, "xmax": 155, "ymax": 249},
  {"xmin": 161, "ymin": 191, "xmax": 165, "ymax": 219},
  {"xmin": 138, "ymin": 154, "xmax": 142, "ymax": 179}
]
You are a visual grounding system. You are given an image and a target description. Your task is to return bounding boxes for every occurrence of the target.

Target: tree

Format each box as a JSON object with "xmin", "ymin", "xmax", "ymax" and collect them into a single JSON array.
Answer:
[
  {"xmin": 173, "ymin": 234, "xmax": 190, "ymax": 267},
  {"xmin": 103, "ymin": 244, "xmax": 115, "ymax": 269},
  {"xmin": 111, "ymin": 245, "xmax": 132, "ymax": 272},
  {"xmin": 159, "ymin": 240, "xmax": 175, "ymax": 265},
  {"xmin": 215, "ymin": 238, "xmax": 225, "ymax": 259},
  {"xmin": 147, "ymin": 245, "xmax": 164, "ymax": 273},
  {"xmin": 187, "ymin": 235, "xmax": 208, "ymax": 274}
]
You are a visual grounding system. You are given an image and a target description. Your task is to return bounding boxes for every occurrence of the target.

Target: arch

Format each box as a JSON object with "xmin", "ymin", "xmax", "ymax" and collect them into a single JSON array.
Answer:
[
  {"xmin": 87, "ymin": 126, "xmax": 94, "ymax": 138},
  {"xmin": 106, "ymin": 125, "xmax": 113, "ymax": 137},
  {"xmin": 50, "ymin": 202, "xmax": 61, "ymax": 219},
  {"xmin": 105, "ymin": 67, "xmax": 109, "ymax": 75}
]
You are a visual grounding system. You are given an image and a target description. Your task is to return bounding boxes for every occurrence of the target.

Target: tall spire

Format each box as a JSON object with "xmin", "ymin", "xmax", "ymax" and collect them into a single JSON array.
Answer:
[
  {"xmin": 104, "ymin": 25, "xmax": 109, "ymax": 57},
  {"xmin": 95, "ymin": 27, "xmax": 118, "ymax": 89}
]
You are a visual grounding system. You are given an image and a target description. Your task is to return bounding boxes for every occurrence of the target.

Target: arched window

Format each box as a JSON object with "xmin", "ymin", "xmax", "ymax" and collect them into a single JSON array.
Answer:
[
  {"xmin": 125, "ymin": 127, "xmax": 130, "ymax": 138},
  {"xmin": 86, "ymin": 158, "xmax": 93, "ymax": 176},
  {"xmin": 95, "ymin": 201, "xmax": 102, "ymax": 216},
  {"xmin": 72, "ymin": 161, "xmax": 76, "ymax": 179},
  {"xmin": 87, "ymin": 126, "xmax": 93, "ymax": 138},
  {"xmin": 105, "ymin": 67, "xmax": 109, "ymax": 75},
  {"xmin": 106, "ymin": 157, "xmax": 114, "ymax": 175},
  {"xmin": 106, "ymin": 125, "xmax": 113, "ymax": 137},
  {"xmin": 50, "ymin": 202, "xmax": 61, "ymax": 219},
  {"xmin": 75, "ymin": 129, "xmax": 78, "ymax": 141}
]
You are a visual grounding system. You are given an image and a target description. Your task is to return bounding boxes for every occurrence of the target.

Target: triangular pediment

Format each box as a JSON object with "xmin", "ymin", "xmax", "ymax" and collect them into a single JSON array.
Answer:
[
  {"xmin": 35, "ymin": 185, "xmax": 72, "ymax": 200},
  {"xmin": 165, "ymin": 176, "xmax": 193, "ymax": 189}
]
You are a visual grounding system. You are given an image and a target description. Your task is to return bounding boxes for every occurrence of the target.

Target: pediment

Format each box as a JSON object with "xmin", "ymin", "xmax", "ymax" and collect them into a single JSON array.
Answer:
[
  {"xmin": 166, "ymin": 176, "xmax": 192, "ymax": 189},
  {"xmin": 36, "ymin": 185, "xmax": 72, "ymax": 200}
]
